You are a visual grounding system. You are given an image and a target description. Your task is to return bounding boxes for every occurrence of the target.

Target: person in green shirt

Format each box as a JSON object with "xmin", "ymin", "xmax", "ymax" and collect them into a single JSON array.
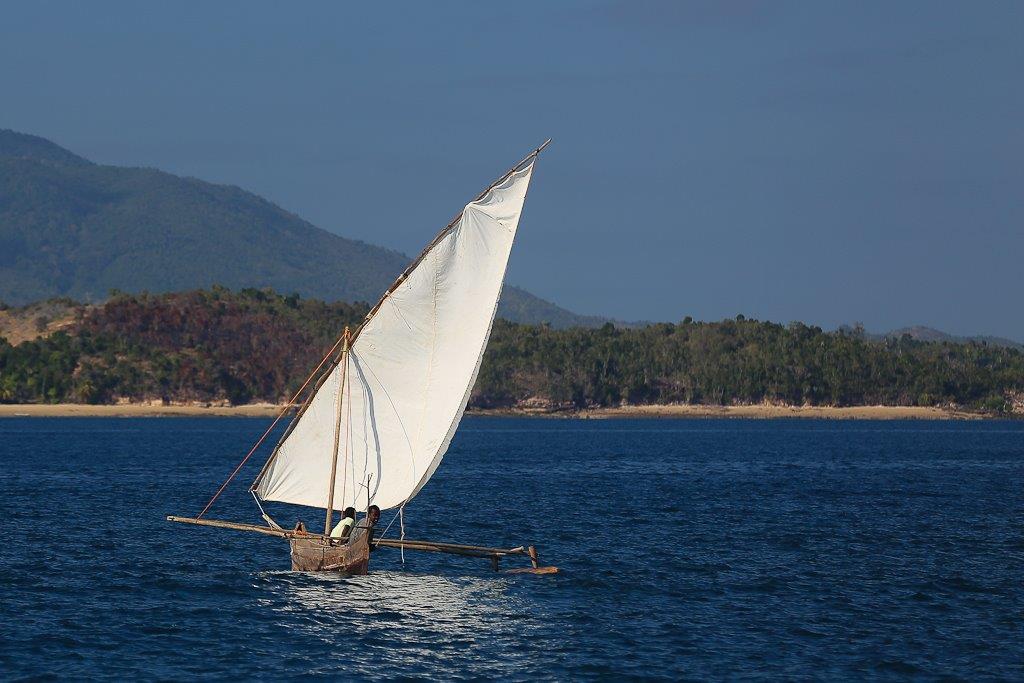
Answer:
[{"xmin": 330, "ymin": 507, "xmax": 356, "ymax": 540}]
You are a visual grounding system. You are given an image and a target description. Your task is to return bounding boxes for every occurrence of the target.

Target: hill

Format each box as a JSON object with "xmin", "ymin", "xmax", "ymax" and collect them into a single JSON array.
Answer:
[
  {"xmin": 1, "ymin": 289, "xmax": 1021, "ymax": 413},
  {"xmin": 0, "ymin": 129, "xmax": 599, "ymax": 327},
  {"xmin": 885, "ymin": 326, "xmax": 1023, "ymax": 350}
]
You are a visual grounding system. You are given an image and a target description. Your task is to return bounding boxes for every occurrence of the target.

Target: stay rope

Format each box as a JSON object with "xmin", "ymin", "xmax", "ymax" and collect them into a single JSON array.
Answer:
[
  {"xmin": 399, "ymin": 506, "xmax": 406, "ymax": 564},
  {"xmin": 374, "ymin": 502, "xmax": 408, "ymax": 564}
]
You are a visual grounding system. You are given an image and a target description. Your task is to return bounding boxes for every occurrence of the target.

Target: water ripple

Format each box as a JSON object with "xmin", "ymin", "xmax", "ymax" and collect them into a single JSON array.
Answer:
[{"xmin": 0, "ymin": 417, "xmax": 1022, "ymax": 679}]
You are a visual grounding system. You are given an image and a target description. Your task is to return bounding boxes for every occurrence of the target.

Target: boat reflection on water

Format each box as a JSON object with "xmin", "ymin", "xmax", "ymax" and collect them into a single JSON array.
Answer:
[
  {"xmin": 253, "ymin": 569, "xmax": 541, "ymax": 676},
  {"xmin": 262, "ymin": 571, "xmax": 505, "ymax": 625}
]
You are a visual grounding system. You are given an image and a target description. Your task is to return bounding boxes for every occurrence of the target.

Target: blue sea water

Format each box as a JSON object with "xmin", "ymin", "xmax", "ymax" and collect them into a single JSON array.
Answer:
[{"xmin": 0, "ymin": 417, "xmax": 1022, "ymax": 680}]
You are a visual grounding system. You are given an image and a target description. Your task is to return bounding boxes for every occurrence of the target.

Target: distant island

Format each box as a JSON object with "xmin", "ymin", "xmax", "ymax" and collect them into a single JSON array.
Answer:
[{"xmin": 1, "ymin": 288, "xmax": 1021, "ymax": 417}]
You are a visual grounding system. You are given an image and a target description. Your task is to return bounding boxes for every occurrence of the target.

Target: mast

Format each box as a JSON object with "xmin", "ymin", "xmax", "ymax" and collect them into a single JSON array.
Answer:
[{"xmin": 323, "ymin": 327, "xmax": 350, "ymax": 534}]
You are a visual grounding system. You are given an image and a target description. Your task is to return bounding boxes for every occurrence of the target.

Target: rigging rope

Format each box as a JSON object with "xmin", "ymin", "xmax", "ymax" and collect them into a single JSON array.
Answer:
[
  {"xmin": 376, "ymin": 509, "xmax": 401, "ymax": 539},
  {"xmin": 195, "ymin": 331, "xmax": 349, "ymax": 519},
  {"xmin": 371, "ymin": 502, "xmax": 408, "ymax": 565},
  {"xmin": 251, "ymin": 490, "xmax": 280, "ymax": 529},
  {"xmin": 399, "ymin": 505, "xmax": 406, "ymax": 564}
]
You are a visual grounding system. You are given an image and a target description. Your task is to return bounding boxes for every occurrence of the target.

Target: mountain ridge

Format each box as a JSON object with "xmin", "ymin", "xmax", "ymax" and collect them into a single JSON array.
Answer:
[{"xmin": 0, "ymin": 129, "xmax": 605, "ymax": 328}]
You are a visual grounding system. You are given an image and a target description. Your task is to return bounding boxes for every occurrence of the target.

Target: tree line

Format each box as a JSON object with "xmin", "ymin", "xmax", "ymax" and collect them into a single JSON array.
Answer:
[{"xmin": 1, "ymin": 289, "xmax": 1021, "ymax": 412}]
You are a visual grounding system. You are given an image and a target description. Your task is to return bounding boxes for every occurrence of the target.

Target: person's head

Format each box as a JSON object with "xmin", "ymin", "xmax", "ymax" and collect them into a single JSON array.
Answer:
[
  {"xmin": 367, "ymin": 505, "xmax": 381, "ymax": 524},
  {"xmin": 343, "ymin": 507, "xmax": 356, "ymax": 519}
]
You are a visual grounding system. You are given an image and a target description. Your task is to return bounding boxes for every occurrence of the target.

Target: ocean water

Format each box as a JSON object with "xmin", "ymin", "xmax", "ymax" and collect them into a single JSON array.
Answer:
[{"xmin": 0, "ymin": 417, "xmax": 1022, "ymax": 680}]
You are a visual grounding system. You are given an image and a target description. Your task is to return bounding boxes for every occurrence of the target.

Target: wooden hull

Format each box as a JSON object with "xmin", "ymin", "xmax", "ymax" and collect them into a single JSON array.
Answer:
[{"xmin": 290, "ymin": 529, "xmax": 371, "ymax": 573}]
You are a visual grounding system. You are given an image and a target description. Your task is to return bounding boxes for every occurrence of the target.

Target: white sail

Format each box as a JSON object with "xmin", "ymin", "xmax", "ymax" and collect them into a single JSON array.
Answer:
[{"xmin": 255, "ymin": 159, "xmax": 536, "ymax": 511}]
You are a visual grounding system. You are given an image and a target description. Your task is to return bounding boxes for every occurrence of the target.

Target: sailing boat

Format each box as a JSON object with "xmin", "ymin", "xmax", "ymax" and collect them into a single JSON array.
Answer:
[{"xmin": 169, "ymin": 141, "xmax": 557, "ymax": 576}]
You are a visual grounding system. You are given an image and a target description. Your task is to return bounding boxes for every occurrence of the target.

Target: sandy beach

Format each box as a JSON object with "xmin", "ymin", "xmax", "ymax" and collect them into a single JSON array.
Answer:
[
  {"xmin": 565, "ymin": 404, "xmax": 986, "ymax": 420},
  {"xmin": 0, "ymin": 402, "xmax": 990, "ymax": 419},
  {"xmin": 0, "ymin": 403, "xmax": 285, "ymax": 418}
]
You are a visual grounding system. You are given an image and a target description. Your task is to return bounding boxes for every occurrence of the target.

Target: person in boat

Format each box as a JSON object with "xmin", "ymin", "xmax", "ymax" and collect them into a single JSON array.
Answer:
[
  {"xmin": 365, "ymin": 505, "xmax": 381, "ymax": 550},
  {"xmin": 330, "ymin": 507, "xmax": 356, "ymax": 540}
]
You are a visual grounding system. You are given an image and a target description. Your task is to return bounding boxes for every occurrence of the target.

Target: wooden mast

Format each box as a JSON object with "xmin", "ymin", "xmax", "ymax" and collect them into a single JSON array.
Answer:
[{"xmin": 323, "ymin": 327, "xmax": 350, "ymax": 535}]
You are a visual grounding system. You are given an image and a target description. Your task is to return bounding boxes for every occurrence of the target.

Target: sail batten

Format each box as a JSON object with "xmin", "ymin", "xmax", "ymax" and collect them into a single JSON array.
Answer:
[{"xmin": 255, "ymin": 156, "xmax": 538, "ymax": 512}]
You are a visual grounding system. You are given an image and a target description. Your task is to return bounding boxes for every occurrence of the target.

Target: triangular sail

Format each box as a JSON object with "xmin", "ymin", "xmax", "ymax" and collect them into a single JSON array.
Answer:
[{"xmin": 254, "ymin": 157, "xmax": 537, "ymax": 512}]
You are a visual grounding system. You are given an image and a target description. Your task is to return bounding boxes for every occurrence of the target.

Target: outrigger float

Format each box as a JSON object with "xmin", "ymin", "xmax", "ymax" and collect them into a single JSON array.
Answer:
[{"xmin": 168, "ymin": 141, "xmax": 557, "ymax": 576}]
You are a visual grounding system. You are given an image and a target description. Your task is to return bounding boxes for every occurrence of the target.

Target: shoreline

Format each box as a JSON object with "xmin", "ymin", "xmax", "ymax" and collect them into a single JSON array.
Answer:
[
  {"xmin": 0, "ymin": 403, "xmax": 284, "ymax": 418},
  {"xmin": 0, "ymin": 402, "xmax": 996, "ymax": 420},
  {"xmin": 539, "ymin": 404, "xmax": 988, "ymax": 420}
]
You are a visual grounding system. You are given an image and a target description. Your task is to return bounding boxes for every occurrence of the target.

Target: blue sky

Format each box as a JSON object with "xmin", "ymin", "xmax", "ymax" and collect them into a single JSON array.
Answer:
[{"xmin": 3, "ymin": 1, "xmax": 1022, "ymax": 338}]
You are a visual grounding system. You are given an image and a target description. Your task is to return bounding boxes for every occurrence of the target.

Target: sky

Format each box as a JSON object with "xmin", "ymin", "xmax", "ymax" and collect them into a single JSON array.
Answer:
[{"xmin": 2, "ymin": 1, "xmax": 1022, "ymax": 339}]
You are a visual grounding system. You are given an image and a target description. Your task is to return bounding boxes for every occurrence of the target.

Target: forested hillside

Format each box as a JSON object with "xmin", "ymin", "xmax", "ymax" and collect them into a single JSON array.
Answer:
[
  {"xmin": 1, "ymin": 289, "xmax": 1021, "ymax": 413},
  {"xmin": 0, "ymin": 129, "xmax": 597, "ymax": 327}
]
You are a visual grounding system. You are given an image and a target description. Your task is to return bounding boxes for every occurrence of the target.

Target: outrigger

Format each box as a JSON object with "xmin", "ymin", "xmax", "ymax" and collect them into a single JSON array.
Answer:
[
  {"xmin": 166, "ymin": 515, "xmax": 555, "ymax": 575},
  {"xmin": 168, "ymin": 141, "xmax": 557, "ymax": 576}
]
